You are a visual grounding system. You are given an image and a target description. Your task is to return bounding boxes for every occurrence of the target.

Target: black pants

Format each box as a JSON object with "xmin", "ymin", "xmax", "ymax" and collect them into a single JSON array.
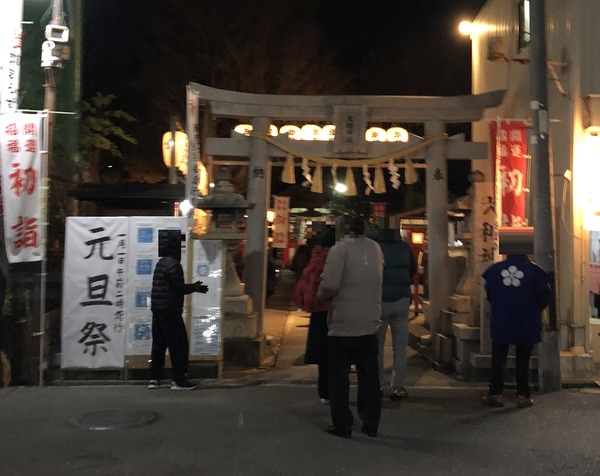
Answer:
[
  {"xmin": 149, "ymin": 311, "xmax": 189, "ymax": 382},
  {"xmin": 305, "ymin": 311, "xmax": 329, "ymax": 399},
  {"xmin": 490, "ymin": 341, "xmax": 533, "ymax": 397},
  {"xmin": 328, "ymin": 334, "xmax": 381, "ymax": 433}
]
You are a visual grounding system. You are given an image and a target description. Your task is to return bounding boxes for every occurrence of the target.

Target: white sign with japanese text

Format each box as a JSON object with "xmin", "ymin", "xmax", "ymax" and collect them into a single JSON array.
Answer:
[
  {"xmin": 61, "ymin": 217, "xmax": 128, "ymax": 369},
  {"xmin": 333, "ymin": 105, "xmax": 367, "ymax": 155},
  {"xmin": 272, "ymin": 195, "xmax": 289, "ymax": 249},
  {"xmin": 0, "ymin": 112, "xmax": 44, "ymax": 263},
  {"xmin": 124, "ymin": 216, "xmax": 185, "ymax": 356},
  {"xmin": 0, "ymin": 0, "xmax": 23, "ymax": 112},
  {"xmin": 190, "ymin": 240, "xmax": 223, "ymax": 357}
]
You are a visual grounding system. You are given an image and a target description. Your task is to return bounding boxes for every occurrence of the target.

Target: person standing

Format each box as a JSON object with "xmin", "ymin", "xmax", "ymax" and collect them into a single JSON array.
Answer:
[
  {"xmin": 318, "ymin": 216, "xmax": 384, "ymax": 438},
  {"xmin": 292, "ymin": 226, "xmax": 336, "ymax": 404},
  {"xmin": 369, "ymin": 220, "xmax": 417, "ymax": 401},
  {"xmin": 481, "ymin": 254, "xmax": 552, "ymax": 408},
  {"xmin": 148, "ymin": 230, "xmax": 208, "ymax": 391}
]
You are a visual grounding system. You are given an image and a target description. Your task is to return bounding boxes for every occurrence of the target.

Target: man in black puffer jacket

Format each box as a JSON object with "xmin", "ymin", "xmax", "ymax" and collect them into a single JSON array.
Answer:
[{"xmin": 148, "ymin": 230, "xmax": 208, "ymax": 391}]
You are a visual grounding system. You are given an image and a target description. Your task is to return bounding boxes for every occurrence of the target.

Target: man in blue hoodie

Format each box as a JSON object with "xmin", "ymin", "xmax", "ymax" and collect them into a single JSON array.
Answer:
[{"xmin": 481, "ymin": 254, "xmax": 552, "ymax": 408}]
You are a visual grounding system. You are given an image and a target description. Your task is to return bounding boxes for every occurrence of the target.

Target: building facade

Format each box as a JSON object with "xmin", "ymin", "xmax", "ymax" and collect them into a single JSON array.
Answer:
[{"xmin": 471, "ymin": 0, "xmax": 600, "ymax": 380}]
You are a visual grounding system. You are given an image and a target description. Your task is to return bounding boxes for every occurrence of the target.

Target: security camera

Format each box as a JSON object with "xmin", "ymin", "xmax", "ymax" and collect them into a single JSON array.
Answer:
[
  {"xmin": 41, "ymin": 40, "xmax": 61, "ymax": 68},
  {"xmin": 45, "ymin": 24, "xmax": 69, "ymax": 43}
]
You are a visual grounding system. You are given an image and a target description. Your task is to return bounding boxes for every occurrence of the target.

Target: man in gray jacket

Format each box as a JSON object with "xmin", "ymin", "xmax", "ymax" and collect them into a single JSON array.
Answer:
[{"xmin": 318, "ymin": 216, "xmax": 384, "ymax": 438}]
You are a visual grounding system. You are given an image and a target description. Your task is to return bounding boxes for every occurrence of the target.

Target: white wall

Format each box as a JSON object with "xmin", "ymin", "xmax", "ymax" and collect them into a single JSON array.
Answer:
[{"xmin": 470, "ymin": 0, "xmax": 600, "ymax": 351}]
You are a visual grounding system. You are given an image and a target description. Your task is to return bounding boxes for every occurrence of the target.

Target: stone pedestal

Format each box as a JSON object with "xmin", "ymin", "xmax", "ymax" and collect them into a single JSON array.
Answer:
[
  {"xmin": 449, "ymin": 294, "xmax": 478, "ymax": 327},
  {"xmin": 194, "ymin": 168, "xmax": 264, "ymax": 368}
]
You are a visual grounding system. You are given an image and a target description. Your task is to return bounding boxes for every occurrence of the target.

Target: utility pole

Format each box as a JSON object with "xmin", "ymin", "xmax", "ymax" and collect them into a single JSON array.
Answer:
[
  {"xmin": 169, "ymin": 115, "xmax": 177, "ymax": 185},
  {"xmin": 529, "ymin": 0, "xmax": 562, "ymax": 393}
]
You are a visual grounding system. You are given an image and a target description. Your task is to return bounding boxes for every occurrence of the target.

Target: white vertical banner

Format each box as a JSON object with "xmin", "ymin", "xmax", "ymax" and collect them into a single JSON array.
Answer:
[
  {"xmin": 272, "ymin": 195, "xmax": 289, "ymax": 249},
  {"xmin": 185, "ymin": 86, "xmax": 200, "ymax": 201},
  {"xmin": 61, "ymin": 217, "xmax": 128, "ymax": 369},
  {"xmin": 190, "ymin": 240, "xmax": 223, "ymax": 357},
  {"xmin": 124, "ymin": 216, "xmax": 185, "ymax": 357},
  {"xmin": 333, "ymin": 105, "xmax": 367, "ymax": 154},
  {"xmin": 0, "ymin": 0, "xmax": 23, "ymax": 112},
  {"xmin": 0, "ymin": 112, "xmax": 44, "ymax": 263}
]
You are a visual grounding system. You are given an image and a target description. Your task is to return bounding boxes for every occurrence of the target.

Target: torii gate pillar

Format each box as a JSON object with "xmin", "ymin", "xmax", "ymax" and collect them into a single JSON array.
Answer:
[
  {"xmin": 425, "ymin": 120, "xmax": 450, "ymax": 342},
  {"xmin": 244, "ymin": 117, "xmax": 271, "ymax": 341}
]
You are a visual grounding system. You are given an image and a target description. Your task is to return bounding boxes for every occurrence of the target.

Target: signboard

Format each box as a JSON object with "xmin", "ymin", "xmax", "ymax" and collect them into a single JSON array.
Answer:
[
  {"xmin": 61, "ymin": 217, "xmax": 128, "ymax": 368},
  {"xmin": 124, "ymin": 216, "xmax": 186, "ymax": 357},
  {"xmin": 0, "ymin": 0, "xmax": 23, "ymax": 112},
  {"xmin": 0, "ymin": 112, "xmax": 44, "ymax": 263},
  {"xmin": 333, "ymin": 105, "xmax": 367, "ymax": 154},
  {"xmin": 489, "ymin": 120, "xmax": 528, "ymax": 227},
  {"xmin": 61, "ymin": 216, "xmax": 223, "ymax": 369},
  {"xmin": 189, "ymin": 240, "xmax": 223, "ymax": 357},
  {"xmin": 272, "ymin": 195, "xmax": 289, "ymax": 249}
]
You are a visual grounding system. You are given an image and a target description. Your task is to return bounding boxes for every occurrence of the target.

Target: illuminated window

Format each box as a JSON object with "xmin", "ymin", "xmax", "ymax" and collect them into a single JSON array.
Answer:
[{"xmin": 518, "ymin": 0, "xmax": 530, "ymax": 51}]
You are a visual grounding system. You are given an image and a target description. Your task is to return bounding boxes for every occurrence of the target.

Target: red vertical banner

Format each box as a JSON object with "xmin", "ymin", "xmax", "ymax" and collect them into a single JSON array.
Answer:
[
  {"xmin": 272, "ymin": 196, "xmax": 289, "ymax": 249},
  {"xmin": 370, "ymin": 202, "xmax": 387, "ymax": 220},
  {"xmin": 489, "ymin": 120, "xmax": 528, "ymax": 227}
]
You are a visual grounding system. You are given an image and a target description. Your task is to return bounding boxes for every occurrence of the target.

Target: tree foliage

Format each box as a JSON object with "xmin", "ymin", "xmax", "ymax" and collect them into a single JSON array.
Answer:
[
  {"xmin": 137, "ymin": 0, "xmax": 353, "ymax": 121},
  {"xmin": 80, "ymin": 93, "xmax": 138, "ymax": 159}
]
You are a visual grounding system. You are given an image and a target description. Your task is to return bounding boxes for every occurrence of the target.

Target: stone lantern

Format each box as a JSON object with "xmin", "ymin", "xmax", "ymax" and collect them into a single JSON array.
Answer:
[{"xmin": 193, "ymin": 167, "xmax": 261, "ymax": 366}]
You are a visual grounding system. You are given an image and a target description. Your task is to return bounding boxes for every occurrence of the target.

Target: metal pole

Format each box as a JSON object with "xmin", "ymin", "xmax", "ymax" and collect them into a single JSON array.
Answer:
[
  {"xmin": 38, "ymin": 113, "xmax": 49, "ymax": 387},
  {"xmin": 529, "ymin": 0, "xmax": 561, "ymax": 393},
  {"xmin": 169, "ymin": 115, "xmax": 177, "ymax": 185}
]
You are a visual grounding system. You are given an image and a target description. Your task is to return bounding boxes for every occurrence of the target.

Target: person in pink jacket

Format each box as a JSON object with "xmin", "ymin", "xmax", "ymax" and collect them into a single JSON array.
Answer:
[{"xmin": 293, "ymin": 226, "xmax": 336, "ymax": 404}]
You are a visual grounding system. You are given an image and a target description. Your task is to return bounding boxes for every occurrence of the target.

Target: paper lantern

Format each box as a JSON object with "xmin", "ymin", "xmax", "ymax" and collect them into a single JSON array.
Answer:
[
  {"xmin": 365, "ymin": 127, "xmax": 387, "ymax": 142},
  {"xmin": 234, "ymin": 124, "xmax": 252, "ymax": 135},
  {"xmin": 162, "ymin": 131, "xmax": 189, "ymax": 170},
  {"xmin": 280, "ymin": 125, "xmax": 301, "ymax": 140},
  {"xmin": 319, "ymin": 125, "xmax": 336, "ymax": 141},
  {"xmin": 387, "ymin": 127, "xmax": 409, "ymax": 142},
  {"xmin": 300, "ymin": 124, "xmax": 321, "ymax": 141}
]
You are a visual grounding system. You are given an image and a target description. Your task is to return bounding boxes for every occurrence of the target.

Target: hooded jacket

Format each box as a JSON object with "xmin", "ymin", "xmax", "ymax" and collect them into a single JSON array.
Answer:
[
  {"xmin": 151, "ymin": 231, "xmax": 195, "ymax": 314},
  {"xmin": 482, "ymin": 255, "xmax": 552, "ymax": 345}
]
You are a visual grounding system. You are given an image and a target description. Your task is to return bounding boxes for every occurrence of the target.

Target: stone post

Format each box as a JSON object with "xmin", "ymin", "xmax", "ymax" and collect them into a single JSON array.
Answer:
[
  {"xmin": 245, "ymin": 117, "xmax": 271, "ymax": 336},
  {"xmin": 425, "ymin": 120, "xmax": 449, "ymax": 337}
]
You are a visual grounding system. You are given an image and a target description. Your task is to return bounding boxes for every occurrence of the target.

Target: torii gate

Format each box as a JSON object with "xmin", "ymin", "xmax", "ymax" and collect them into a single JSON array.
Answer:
[{"xmin": 186, "ymin": 82, "xmax": 505, "ymax": 359}]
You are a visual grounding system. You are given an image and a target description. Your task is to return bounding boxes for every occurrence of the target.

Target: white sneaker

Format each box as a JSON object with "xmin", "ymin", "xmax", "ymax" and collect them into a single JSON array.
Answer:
[
  {"xmin": 147, "ymin": 380, "xmax": 160, "ymax": 390},
  {"xmin": 170, "ymin": 380, "xmax": 197, "ymax": 391}
]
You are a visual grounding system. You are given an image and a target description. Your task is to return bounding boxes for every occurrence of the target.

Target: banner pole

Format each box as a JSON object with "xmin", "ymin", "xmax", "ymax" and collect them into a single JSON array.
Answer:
[{"xmin": 38, "ymin": 111, "xmax": 49, "ymax": 387}]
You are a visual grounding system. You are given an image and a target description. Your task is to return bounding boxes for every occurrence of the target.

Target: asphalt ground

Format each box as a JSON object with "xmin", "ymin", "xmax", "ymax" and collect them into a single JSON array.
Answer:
[{"xmin": 2, "ymin": 309, "xmax": 600, "ymax": 475}]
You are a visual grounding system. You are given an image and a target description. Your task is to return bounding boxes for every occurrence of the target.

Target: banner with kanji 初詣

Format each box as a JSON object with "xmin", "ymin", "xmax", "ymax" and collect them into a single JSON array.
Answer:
[
  {"xmin": 61, "ymin": 217, "xmax": 128, "ymax": 369},
  {"xmin": 0, "ymin": 112, "xmax": 44, "ymax": 263},
  {"xmin": 489, "ymin": 120, "xmax": 529, "ymax": 227}
]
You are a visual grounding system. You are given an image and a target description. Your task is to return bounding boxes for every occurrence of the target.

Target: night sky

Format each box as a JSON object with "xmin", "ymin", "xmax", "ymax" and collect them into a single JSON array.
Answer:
[{"xmin": 81, "ymin": 0, "xmax": 488, "ymax": 201}]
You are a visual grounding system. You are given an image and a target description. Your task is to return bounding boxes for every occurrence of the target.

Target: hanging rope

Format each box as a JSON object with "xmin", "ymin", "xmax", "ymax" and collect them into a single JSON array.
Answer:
[
  {"xmin": 248, "ymin": 131, "xmax": 448, "ymax": 194},
  {"xmin": 248, "ymin": 131, "xmax": 448, "ymax": 167}
]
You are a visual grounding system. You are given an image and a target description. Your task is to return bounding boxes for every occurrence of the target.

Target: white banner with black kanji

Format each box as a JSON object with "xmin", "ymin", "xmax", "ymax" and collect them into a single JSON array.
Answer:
[{"xmin": 61, "ymin": 217, "xmax": 128, "ymax": 369}]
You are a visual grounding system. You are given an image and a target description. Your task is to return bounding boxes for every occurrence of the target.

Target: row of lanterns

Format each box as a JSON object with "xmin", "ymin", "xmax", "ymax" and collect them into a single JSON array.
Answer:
[{"xmin": 234, "ymin": 124, "xmax": 410, "ymax": 143}]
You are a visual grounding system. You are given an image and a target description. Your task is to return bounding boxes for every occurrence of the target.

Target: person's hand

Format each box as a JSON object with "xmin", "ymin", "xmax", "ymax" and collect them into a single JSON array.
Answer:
[{"xmin": 194, "ymin": 281, "xmax": 209, "ymax": 293}]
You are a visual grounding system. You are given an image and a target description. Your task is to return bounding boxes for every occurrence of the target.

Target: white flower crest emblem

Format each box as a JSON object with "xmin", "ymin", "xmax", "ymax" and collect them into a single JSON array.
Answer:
[{"xmin": 501, "ymin": 265, "xmax": 524, "ymax": 287}]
